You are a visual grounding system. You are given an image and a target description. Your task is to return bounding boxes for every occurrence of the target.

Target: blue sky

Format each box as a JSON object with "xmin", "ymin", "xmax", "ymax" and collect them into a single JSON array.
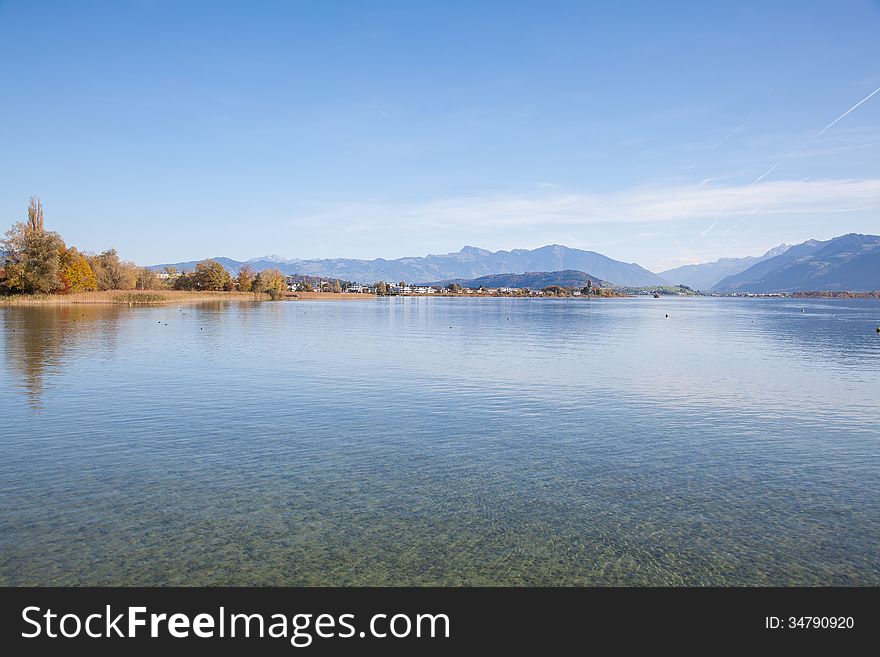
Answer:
[{"xmin": 1, "ymin": 0, "xmax": 878, "ymax": 271}]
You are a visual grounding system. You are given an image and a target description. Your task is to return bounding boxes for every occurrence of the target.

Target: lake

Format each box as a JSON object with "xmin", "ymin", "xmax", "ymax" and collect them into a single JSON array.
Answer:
[{"xmin": 1, "ymin": 297, "xmax": 878, "ymax": 585}]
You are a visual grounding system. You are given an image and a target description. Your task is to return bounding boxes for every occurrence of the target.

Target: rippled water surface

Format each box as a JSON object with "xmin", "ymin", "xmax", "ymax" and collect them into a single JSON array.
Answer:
[{"xmin": 1, "ymin": 297, "xmax": 878, "ymax": 585}]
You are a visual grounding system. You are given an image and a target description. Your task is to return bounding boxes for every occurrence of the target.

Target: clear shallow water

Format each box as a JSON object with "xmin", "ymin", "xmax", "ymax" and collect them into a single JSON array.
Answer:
[{"xmin": 1, "ymin": 297, "xmax": 878, "ymax": 586}]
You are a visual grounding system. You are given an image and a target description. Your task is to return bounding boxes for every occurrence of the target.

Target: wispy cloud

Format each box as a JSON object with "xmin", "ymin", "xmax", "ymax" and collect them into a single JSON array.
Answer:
[{"xmin": 304, "ymin": 178, "xmax": 880, "ymax": 232}]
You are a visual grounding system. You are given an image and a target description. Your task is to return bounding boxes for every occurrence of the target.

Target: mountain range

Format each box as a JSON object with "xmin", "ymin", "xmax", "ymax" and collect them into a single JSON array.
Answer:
[
  {"xmin": 712, "ymin": 233, "xmax": 880, "ymax": 293},
  {"xmin": 427, "ymin": 270, "xmax": 611, "ymax": 290},
  {"xmin": 151, "ymin": 244, "xmax": 668, "ymax": 287},
  {"xmin": 659, "ymin": 244, "xmax": 790, "ymax": 291},
  {"xmin": 150, "ymin": 233, "xmax": 880, "ymax": 293}
]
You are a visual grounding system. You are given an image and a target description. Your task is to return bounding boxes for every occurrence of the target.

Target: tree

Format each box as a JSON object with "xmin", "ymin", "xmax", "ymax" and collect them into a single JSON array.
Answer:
[
  {"xmin": 135, "ymin": 267, "xmax": 161, "ymax": 290},
  {"xmin": 330, "ymin": 279, "xmax": 342, "ymax": 293},
  {"xmin": 542, "ymin": 285, "xmax": 566, "ymax": 297},
  {"xmin": 253, "ymin": 268, "xmax": 285, "ymax": 294},
  {"xmin": 446, "ymin": 282, "xmax": 462, "ymax": 293},
  {"xmin": 27, "ymin": 195, "xmax": 44, "ymax": 233},
  {"xmin": 173, "ymin": 262, "xmax": 231, "ymax": 291},
  {"xmin": 161, "ymin": 265, "xmax": 178, "ymax": 287},
  {"xmin": 90, "ymin": 249, "xmax": 137, "ymax": 290},
  {"xmin": 58, "ymin": 247, "xmax": 97, "ymax": 293},
  {"xmin": 192, "ymin": 260, "xmax": 232, "ymax": 291},
  {"xmin": 173, "ymin": 269, "xmax": 196, "ymax": 290},
  {"xmin": 236, "ymin": 265, "xmax": 255, "ymax": 292},
  {"xmin": 375, "ymin": 281, "xmax": 387, "ymax": 295},
  {"xmin": 1, "ymin": 197, "xmax": 65, "ymax": 294},
  {"xmin": 299, "ymin": 279, "xmax": 314, "ymax": 292}
]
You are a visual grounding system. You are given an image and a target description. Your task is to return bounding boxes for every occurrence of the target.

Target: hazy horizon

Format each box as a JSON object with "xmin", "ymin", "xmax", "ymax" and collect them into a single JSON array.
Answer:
[
  {"xmin": 150, "ymin": 239, "xmax": 802, "ymax": 274},
  {"xmin": 2, "ymin": 1, "xmax": 879, "ymax": 271}
]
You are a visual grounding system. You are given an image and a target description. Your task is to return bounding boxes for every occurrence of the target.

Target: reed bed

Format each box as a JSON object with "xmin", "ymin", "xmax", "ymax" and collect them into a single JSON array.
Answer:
[{"xmin": 0, "ymin": 290, "xmax": 267, "ymax": 305}]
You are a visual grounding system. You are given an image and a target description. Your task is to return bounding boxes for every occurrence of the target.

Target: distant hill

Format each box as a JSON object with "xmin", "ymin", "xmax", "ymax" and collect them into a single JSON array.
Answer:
[
  {"xmin": 150, "ymin": 256, "xmax": 300, "ymax": 276},
  {"xmin": 150, "ymin": 256, "xmax": 246, "ymax": 274},
  {"xmin": 713, "ymin": 233, "xmax": 880, "ymax": 293},
  {"xmin": 429, "ymin": 270, "xmax": 611, "ymax": 289},
  {"xmin": 151, "ymin": 244, "xmax": 669, "ymax": 286},
  {"xmin": 660, "ymin": 244, "xmax": 789, "ymax": 291}
]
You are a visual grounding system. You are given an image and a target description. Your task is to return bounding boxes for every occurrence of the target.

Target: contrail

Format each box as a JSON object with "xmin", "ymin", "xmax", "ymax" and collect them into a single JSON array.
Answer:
[
  {"xmin": 753, "ymin": 85, "xmax": 880, "ymax": 185},
  {"xmin": 753, "ymin": 153, "xmax": 794, "ymax": 184},
  {"xmin": 723, "ymin": 202, "xmax": 768, "ymax": 235},
  {"xmin": 724, "ymin": 176, "xmax": 811, "ymax": 235},
  {"xmin": 700, "ymin": 207, "xmax": 723, "ymax": 238},
  {"xmin": 729, "ymin": 85, "xmax": 880, "ymax": 233},
  {"xmin": 813, "ymin": 85, "xmax": 880, "ymax": 140},
  {"xmin": 719, "ymin": 107, "xmax": 757, "ymax": 145}
]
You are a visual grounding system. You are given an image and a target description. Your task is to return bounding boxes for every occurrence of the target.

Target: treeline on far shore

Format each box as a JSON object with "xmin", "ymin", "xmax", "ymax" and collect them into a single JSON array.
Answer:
[
  {"xmin": 788, "ymin": 290, "xmax": 880, "ymax": 299},
  {"xmin": 0, "ymin": 197, "xmax": 286, "ymax": 299}
]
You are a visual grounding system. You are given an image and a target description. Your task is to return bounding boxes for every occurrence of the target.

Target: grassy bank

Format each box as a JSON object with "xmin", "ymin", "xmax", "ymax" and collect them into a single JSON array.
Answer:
[{"xmin": 0, "ymin": 290, "xmax": 268, "ymax": 305}]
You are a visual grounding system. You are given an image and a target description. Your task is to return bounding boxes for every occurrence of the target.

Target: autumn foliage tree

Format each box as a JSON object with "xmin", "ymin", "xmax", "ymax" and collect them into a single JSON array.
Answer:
[
  {"xmin": 1, "ymin": 197, "xmax": 65, "ymax": 294},
  {"xmin": 58, "ymin": 247, "xmax": 97, "ymax": 293},
  {"xmin": 195, "ymin": 260, "xmax": 233, "ymax": 290},
  {"xmin": 1, "ymin": 196, "xmax": 290, "ymax": 299},
  {"xmin": 135, "ymin": 267, "xmax": 161, "ymax": 290},
  {"xmin": 174, "ymin": 260, "xmax": 233, "ymax": 291},
  {"xmin": 236, "ymin": 265, "xmax": 255, "ymax": 292},
  {"xmin": 541, "ymin": 285, "xmax": 567, "ymax": 297},
  {"xmin": 252, "ymin": 268, "xmax": 285, "ymax": 295},
  {"xmin": 89, "ymin": 249, "xmax": 138, "ymax": 290}
]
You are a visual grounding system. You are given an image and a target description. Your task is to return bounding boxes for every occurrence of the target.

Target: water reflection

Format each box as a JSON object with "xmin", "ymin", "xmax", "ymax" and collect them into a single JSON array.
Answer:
[
  {"xmin": 0, "ymin": 298, "xmax": 878, "ymax": 585},
  {"xmin": 2, "ymin": 305, "xmax": 124, "ymax": 408}
]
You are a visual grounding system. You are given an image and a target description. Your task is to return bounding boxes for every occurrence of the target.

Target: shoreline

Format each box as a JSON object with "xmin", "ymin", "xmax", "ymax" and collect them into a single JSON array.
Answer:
[
  {"xmin": 284, "ymin": 291, "xmax": 377, "ymax": 301},
  {"xmin": 3, "ymin": 290, "xmax": 877, "ymax": 306},
  {"xmin": 0, "ymin": 290, "xmax": 267, "ymax": 306}
]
